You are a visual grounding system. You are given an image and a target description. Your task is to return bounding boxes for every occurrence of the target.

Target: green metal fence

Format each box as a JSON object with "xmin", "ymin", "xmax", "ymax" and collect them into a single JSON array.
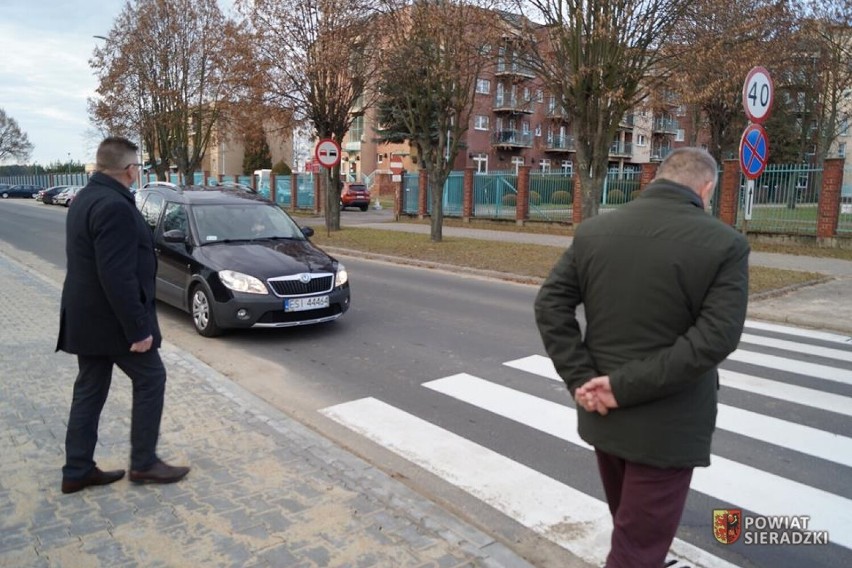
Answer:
[
  {"xmin": 529, "ymin": 173, "xmax": 573, "ymax": 222},
  {"xmin": 473, "ymin": 171, "xmax": 518, "ymax": 219},
  {"xmin": 735, "ymin": 163, "xmax": 822, "ymax": 235}
]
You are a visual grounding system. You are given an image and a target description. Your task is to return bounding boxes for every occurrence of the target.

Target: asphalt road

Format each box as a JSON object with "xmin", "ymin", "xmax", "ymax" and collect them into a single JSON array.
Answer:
[{"xmin": 2, "ymin": 198, "xmax": 850, "ymax": 568}]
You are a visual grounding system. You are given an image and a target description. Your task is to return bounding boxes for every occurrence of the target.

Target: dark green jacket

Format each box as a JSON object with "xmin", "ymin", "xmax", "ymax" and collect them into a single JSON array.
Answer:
[{"xmin": 534, "ymin": 179, "xmax": 749, "ymax": 468}]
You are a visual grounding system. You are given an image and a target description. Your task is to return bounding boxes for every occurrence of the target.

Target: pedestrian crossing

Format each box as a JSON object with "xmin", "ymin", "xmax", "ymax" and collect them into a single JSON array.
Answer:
[{"xmin": 320, "ymin": 321, "xmax": 852, "ymax": 568}]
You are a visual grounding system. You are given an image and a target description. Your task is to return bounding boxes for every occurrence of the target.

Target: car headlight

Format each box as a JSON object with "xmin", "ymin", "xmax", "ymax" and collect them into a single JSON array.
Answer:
[
  {"xmin": 219, "ymin": 270, "xmax": 268, "ymax": 294},
  {"xmin": 335, "ymin": 263, "xmax": 348, "ymax": 287}
]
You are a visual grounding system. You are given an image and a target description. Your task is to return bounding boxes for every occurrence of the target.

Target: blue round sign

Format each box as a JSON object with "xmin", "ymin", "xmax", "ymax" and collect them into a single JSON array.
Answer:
[{"xmin": 739, "ymin": 124, "xmax": 769, "ymax": 180}]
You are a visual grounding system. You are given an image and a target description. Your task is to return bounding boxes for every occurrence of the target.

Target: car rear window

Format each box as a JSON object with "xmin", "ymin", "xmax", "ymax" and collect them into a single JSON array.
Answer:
[{"xmin": 348, "ymin": 185, "xmax": 367, "ymax": 191}]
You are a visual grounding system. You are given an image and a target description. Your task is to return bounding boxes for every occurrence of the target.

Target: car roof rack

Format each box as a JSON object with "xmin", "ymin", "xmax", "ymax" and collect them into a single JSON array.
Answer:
[
  {"xmin": 143, "ymin": 181, "xmax": 182, "ymax": 192},
  {"xmin": 215, "ymin": 181, "xmax": 257, "ymax": 193}
]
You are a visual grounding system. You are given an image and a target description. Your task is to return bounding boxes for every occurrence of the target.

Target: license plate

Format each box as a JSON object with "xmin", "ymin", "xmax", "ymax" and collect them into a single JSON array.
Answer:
[{"xmin": 284, "ymin": 295, "xmax": 329, "ymax": 312}]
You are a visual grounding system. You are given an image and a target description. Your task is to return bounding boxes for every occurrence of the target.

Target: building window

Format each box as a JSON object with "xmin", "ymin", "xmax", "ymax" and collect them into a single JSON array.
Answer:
[
  {"xmin": 377, "ymin": 153, "xmax": 384, "ymax": 164},
  {"xmin": 511, "ymin": 156, "xmax": 524, "ymax": 173},
  {"xmin": 474, "ymin": 115, "xmax": 490, "ymax": 130},
  {"xmin": 561, "ymin": 160, "xmax": 573, "ymax": 176},
  {"xmin": 350, "ymin": 115, "xmax": 364, "ymax": 142},
  {"xmin": 474, "ymin": 153, "xmax": 488, "ymax": 174},
  {"xmin": 476, "ymin": 79, "xmax": 490, "ymax": 95},
  {"xmin": 536, "ymin": 89, "xmax": 543, "ymax": 103},
  {"xmin": 535, "ymin": 124, "xmax": 542, "ymax": 137},
  {"xmin": 841, "ymin": 118, "xmax": 849, "ymax": 136},
  {"xmin": 522, "ymin": 121, "xmax": 530, "ymax": 135},
  {"xmin": 676, "ymin": 104, "xmax": 686, "ymax": 116},
  {"xmin": 840, "ymin": 143, "xmax": 847, "ymax": 158},
  {"xmin": 540, "ymin": 159, "xmax": 551, "ymax": 173},
  {"xmin": 524, "ymin": 87, "xmax": 531, "ymax": 101},
  {"xmin": 675, "ymin": 129, "xmax": 685, "ymax": 142},
  {"xmin": 636, "ymin": 134, "xmax": 647, "ymax": 146}
]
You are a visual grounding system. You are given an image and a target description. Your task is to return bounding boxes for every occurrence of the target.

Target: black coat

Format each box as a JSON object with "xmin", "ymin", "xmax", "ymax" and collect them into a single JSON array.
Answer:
[
  {"xmin": 535, "ymin": 179, "xmax": 750, "ymax": 468},
  {"xmin": 57, "ymin": 172, "xmax": 162, "ymax": 355}
]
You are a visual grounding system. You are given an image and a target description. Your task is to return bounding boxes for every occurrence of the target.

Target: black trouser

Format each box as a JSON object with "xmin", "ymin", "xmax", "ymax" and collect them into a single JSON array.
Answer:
[{"xmin": 63, "ymin": 350, "xmax": 166, "ymax": 479}]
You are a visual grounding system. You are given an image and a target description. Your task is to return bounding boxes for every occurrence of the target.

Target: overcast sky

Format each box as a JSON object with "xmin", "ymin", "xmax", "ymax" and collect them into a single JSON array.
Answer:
[{"xmin": 0, "ymin": 0, "xmax": 234, "ymax": 167}]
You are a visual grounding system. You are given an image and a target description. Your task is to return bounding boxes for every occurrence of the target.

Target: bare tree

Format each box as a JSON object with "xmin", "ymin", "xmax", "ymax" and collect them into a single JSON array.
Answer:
[
  {"xmin": 234, "ymin": 0, "xmax": 383, "ymax": 231},
  {"xmin": 666, "ymin": 0, "xmax": 792, "ymax": 163},
  {"xmin": 792, "ymin": 0, "xmax": 852, "ymax": 166},
  {"xmin": 518, "ymin": 0, "xmax": 689, "ymax": 220},
  {"xmin": 90, "ymin": 0, "xmax": 231, "ymax": 181},
  {"xmin": 0, "ymin": 108, "xmax": 34, "ymax": 163},
  {"xmin": 375, "ymin": 0, "xmax": 505, "ymax": 242}
]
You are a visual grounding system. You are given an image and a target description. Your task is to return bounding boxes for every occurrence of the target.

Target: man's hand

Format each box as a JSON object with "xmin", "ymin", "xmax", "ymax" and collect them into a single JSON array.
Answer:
[
  {"xmin": 574, "ymin": 376, "xmax": 619, "ymax": 416},
  {"xmin": 130, "ymin": 335, "xmax": 153, "ymax": 353}
]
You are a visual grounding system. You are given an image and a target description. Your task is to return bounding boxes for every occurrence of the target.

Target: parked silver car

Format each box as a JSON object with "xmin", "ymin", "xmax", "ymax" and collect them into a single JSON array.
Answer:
[{"xmin": 53, "ymin": 186, "xmax": 83, "ymax": 207}]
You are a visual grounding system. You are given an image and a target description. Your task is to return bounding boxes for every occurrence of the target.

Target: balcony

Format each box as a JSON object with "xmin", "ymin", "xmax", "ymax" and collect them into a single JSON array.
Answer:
[
  {"xmin": 619, "ymin": 113, "xmax": 635, "ymax": 128},
  {"xmin": 653, "ymin": 117, "xmax": 679, "ymax": 134},
  {"xmin": 545, "ymin": 135, "xmax": 576, "ymax": 152},
  {"xmin": 547, "ymin": 104, "xmax": 570, "ymax": 120},
  {"xmin": 609, "ymin": 141, "xmax": 633, "ymax": 157},
  {"xmin": 493, "ymin": 94, "xmax": 533, "ymax": 114},
  {"xmin": 343, "ymin": 140, "xmax": 362, "ymax": 152},
  {"xmin": 495, "ymin": 60, "xmax": 535, "ymax": 79},
  {"xmin": 491, "ymin": 130, "xmax": 533, "ymax": 148},
  {"xmin": 650, "ymin": 145, "xmax": 672, "ymax": 161}
]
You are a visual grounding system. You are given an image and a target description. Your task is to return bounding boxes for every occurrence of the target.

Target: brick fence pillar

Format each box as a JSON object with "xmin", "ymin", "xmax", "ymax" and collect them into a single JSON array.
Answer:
[
  {"xmin": 462, "ymin": 167, "xmax": 474, "ymax": 222},
  {"xmin": 291, "ymin": 173, "xmax": 299, "ymax": 211},
  {"xmin": 817, "ymin": 158, "xmax": 845, "ymax": 240},
  {"xmin": 269, "ymin": 173, "xmax": 277, "ymax": 204},
  {"xmin": 516, "ymin": 165, "xmax": 531, "ymax": 224},
  {"xmin": 639, "ymin": 162, "xmax": 658, "ymax": 191},
  {"xmin": 418, "ymin": 169, "xmax": 428, "ymax": 218},
  {"xmin": 719, "ymin": 159, "xmax": 740, "ymax": 227},
  {"xmin": 572, "ymin": 173, "xmax": 583, "ymax": 225}
]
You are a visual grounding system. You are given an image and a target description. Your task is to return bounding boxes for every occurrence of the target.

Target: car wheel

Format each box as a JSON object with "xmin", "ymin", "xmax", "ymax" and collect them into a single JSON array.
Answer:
[
  {"xmin": 359, "ymin": 204, "xmax": 368, "ymax": 211},
  {"xmin": 1, "ymin": 193, "xmax": 8, "ymax": 199},
  {"xmin": 191, "ymin": 285, "xmax": 222, "ymax": 337}
]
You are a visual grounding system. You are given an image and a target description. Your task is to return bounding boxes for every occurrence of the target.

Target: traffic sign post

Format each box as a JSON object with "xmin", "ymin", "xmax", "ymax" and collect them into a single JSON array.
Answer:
[
  {"xmin": 739, "ymin": 123, "xmax": 769, "ymax": 222},
  {"xmin": 739, "ymin": 66, "xmax": 773, "ymax": 233}
]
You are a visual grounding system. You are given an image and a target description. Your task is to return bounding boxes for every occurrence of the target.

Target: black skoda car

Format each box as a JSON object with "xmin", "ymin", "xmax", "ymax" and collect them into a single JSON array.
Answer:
[{"xmin": 135, "ymin": 182, "xmax": 350, "ymax": 336}]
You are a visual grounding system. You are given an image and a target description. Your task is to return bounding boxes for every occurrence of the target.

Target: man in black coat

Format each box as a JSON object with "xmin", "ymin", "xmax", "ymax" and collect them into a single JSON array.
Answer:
[
  {"xmin": 57, "ymin": 136, "xmax": 189, "ymax": 494},
  {"xmin": 535, "ymin": 147, "xmax": 749, "ymax": 568}
]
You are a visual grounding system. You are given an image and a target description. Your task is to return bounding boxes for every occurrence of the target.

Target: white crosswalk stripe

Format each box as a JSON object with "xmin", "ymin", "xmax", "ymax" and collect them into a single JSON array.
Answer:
[{"xmin": 321, "ymin": 321, "xmax": 852, "ymax": 567}]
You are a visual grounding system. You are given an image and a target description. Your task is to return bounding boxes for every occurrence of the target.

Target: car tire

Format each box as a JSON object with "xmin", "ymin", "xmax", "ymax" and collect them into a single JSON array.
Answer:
[
  {"xmin": 1, "ymin": 193, "xmax": 8, "ymax": 199},
  {"xmin": 191, "ymin": 285, "xmax": 222, "ymax": 337},
  {"xmin": 359, "ymin": 204, "xmax": 368, "ymax": 212}
]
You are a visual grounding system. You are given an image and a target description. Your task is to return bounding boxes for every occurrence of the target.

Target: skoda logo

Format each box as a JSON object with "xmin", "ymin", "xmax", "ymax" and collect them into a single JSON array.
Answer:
[{"xmin": 299, "ymin": 273, "xmax": 312, "ymax": 284}]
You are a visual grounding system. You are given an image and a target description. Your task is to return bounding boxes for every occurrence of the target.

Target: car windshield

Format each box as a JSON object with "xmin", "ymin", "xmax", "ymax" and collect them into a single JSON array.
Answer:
[{"xmin": 192, "ymin": 203, "xmax": 307, "ymax": 243}]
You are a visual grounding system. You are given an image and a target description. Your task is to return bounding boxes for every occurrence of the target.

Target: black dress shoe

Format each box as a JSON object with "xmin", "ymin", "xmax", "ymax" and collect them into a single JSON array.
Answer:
[
  {"xmin": 62, "ymin": 467, "xmax": 126, "ymax": 494},
  {"xmin": 129, "ymin": 459, "xmax": 190, "ymax": 484}
]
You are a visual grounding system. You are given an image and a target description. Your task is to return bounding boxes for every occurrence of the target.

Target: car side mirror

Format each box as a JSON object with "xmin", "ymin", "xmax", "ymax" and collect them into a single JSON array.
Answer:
[
  {"xmin": 163, "ymin": 229, "xmax": 187, "ymax": 243},
  {"xmin": 301, "ymin": 226, "xmax": 315, "ymax": 238}
]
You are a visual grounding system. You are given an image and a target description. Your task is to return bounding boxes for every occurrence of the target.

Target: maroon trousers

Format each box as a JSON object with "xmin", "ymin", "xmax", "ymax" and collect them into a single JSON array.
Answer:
[{"xmin": 595, "ymin": 449, "xmax": 694, "ymax": 568}]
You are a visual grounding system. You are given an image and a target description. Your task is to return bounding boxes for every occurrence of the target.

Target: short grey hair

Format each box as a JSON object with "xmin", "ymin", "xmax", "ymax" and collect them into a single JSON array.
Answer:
[
  {"xmin": 95, "ymin": 136, "xmax": 139, "ymax": 173},
  {"xmin": 655, "ymin": 147, "xmax": 718, "ymax": 192}
]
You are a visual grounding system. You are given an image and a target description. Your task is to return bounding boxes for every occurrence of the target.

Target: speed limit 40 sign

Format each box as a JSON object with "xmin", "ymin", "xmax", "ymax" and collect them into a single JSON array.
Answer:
[{"xmin": 742, "ymin": 66, "xmax": 774, "ymax": 123}]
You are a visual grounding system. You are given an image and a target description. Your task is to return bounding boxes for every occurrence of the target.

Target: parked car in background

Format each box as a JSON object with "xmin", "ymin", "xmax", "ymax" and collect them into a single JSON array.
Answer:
[
  {"xmin": 135, "ymin": 182, "xmax": 350, "ymax": 337},
  {"xmin": 1, "ymin": 184, "xmax": 43, "ymax": 199},
  {"xmin": 53, "ymin": 186, "xmax": 83, "ymax": 207},
  {"xmin": 38, "ymin": 185, "xmax": 69, "ymax": 204},
  {"xmin": 340, "ymin": 182, "xmax": 371, "ymax": 211}
]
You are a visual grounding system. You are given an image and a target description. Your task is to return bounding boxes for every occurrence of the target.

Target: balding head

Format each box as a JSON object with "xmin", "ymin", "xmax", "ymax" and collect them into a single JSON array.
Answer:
[{"xmin": 655, "ymin": 147, "xmax": 718, "ymax": 192}]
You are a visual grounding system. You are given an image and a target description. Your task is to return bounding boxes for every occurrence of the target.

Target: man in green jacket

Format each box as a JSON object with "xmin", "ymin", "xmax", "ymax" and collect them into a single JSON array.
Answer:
[{"xmin": 534, "ymin": 147, "xmax": 749, "ymax": 568}]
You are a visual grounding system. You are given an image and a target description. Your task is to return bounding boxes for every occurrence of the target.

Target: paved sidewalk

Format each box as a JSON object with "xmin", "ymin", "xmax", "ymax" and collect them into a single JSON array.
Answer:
[
  {"xmin": 345, "ymin": 220, "xmax": 852, "ymax": 337},
  {"xmin": 0, "ymin": 252, "xmax": 534, "ymax": 568}
]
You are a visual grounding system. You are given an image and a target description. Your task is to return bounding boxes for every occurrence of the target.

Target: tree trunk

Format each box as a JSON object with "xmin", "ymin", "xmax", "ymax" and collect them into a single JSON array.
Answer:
[
  {"xmin": 325, "ymin": 165, "xmax": 341, "ymax": 232},
  {"xmin": 429, "ymin": 173, "xmax": 444, "ymax": 242}
]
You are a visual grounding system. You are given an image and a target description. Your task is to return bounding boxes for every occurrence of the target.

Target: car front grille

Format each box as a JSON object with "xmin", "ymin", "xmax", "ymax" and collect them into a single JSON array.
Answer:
[
  {"xmin": 267, "ymin": 273, "xmax": 334, "ymax": 297},
  {"xmin": 257, "ymin": 304, "xmax": 342, "ymax": 324}
]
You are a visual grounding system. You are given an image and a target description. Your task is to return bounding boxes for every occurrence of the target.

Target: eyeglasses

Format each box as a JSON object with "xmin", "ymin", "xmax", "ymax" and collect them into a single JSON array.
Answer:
[{"xmin": 125, "ymin": 163, "xmax": 143, "ymax": 170}]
